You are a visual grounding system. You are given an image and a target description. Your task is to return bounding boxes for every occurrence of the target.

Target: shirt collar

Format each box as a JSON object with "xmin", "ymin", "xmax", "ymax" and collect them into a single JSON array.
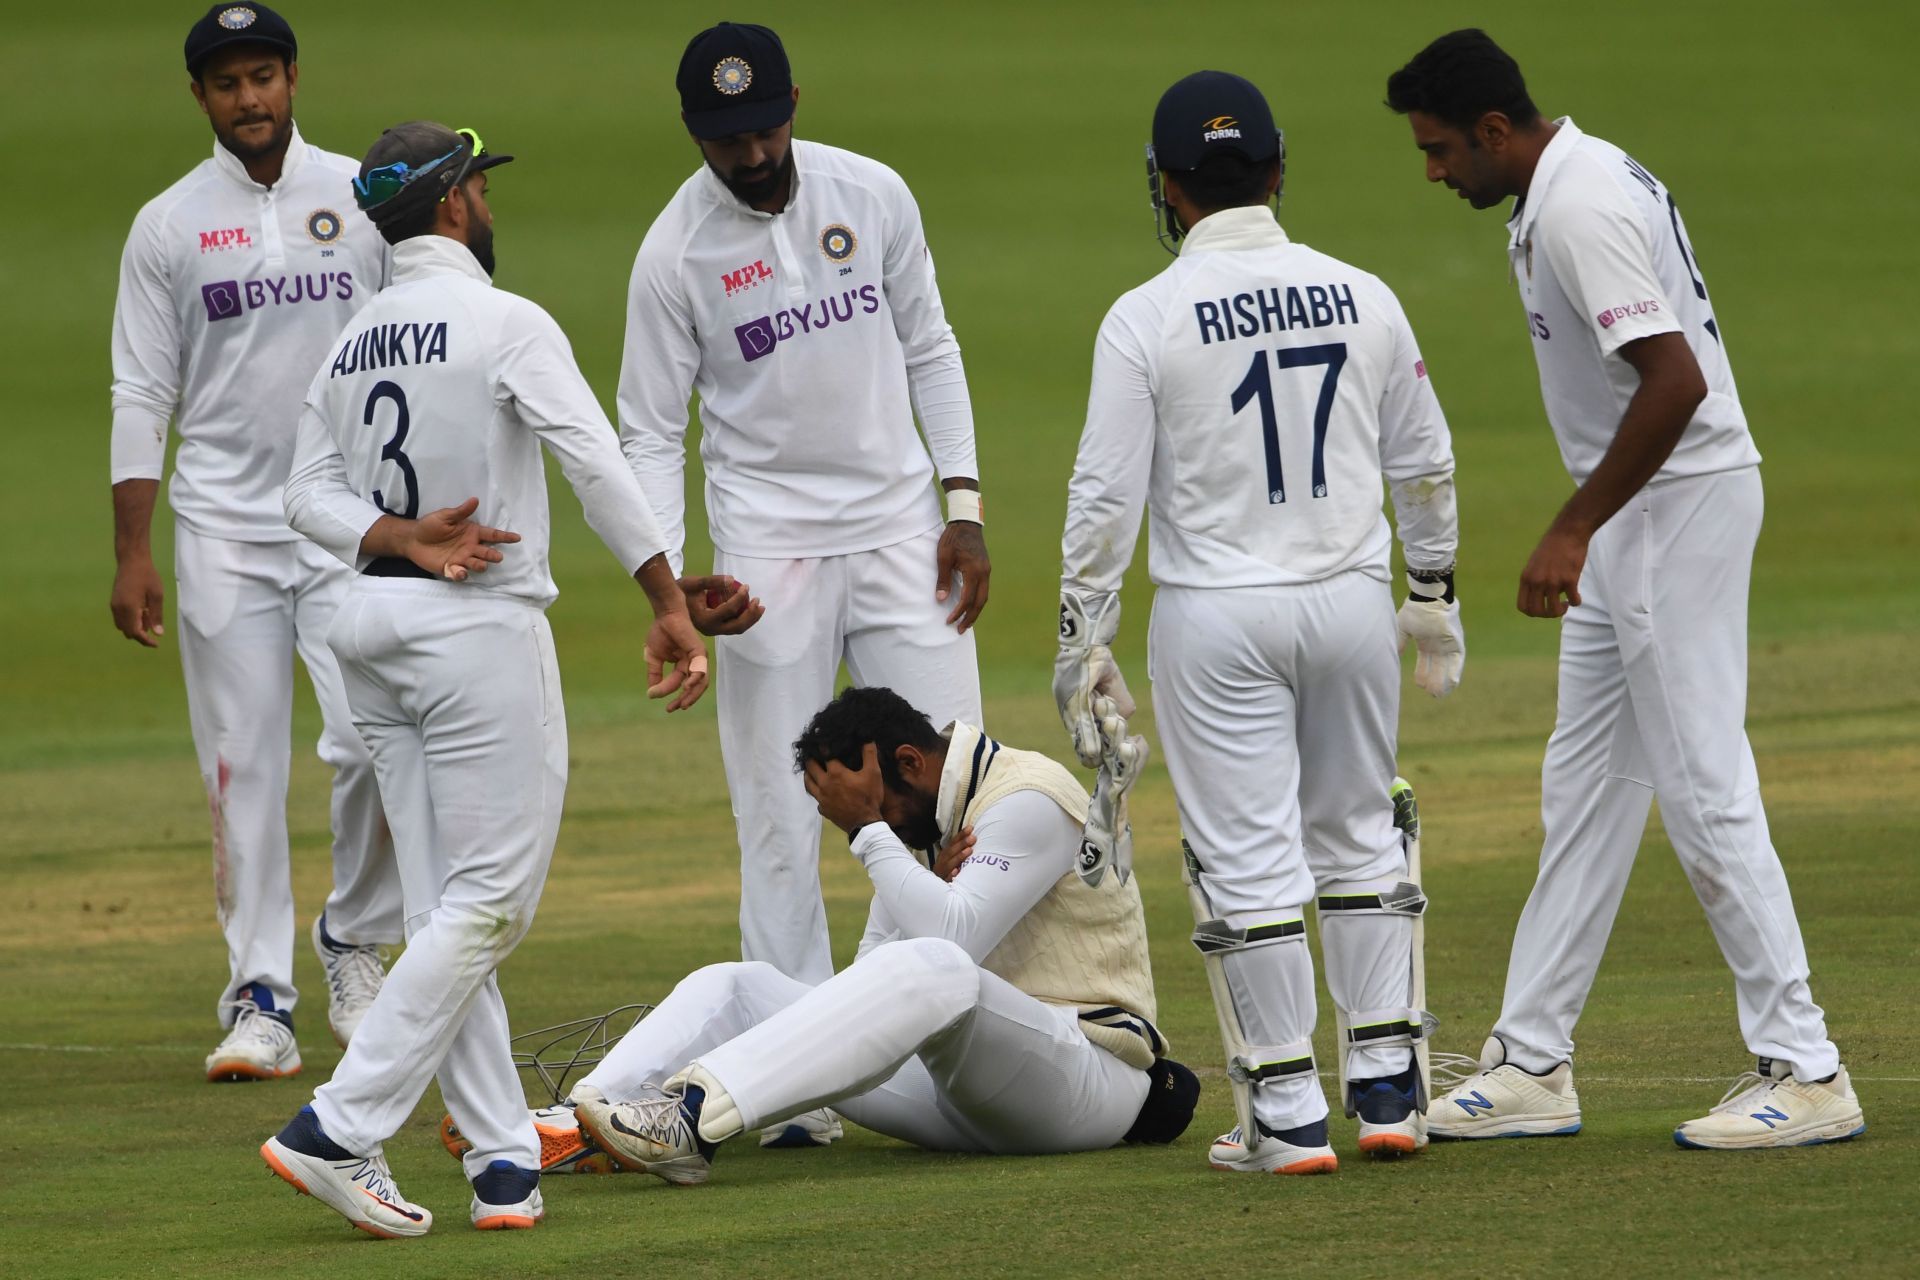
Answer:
[
  {"xmin": 1508, "ymin": 116, "xmax": 1580, "ymax": 248},
  {"xmin": 391, "ymin": 234, "xmax": 492, "ymax": 286},
  {"xmin": 209, "ymin": 122, "xmax": 308, "ymax": 192},
  {"xmin": 699, "ymin": 138, "xmax": 807, "ymax": 219},
  {"xmin": 1179, "ymin": 203, "xmax": 1290, "ymax": 256},
  {"xmin": 934, "ymin": 720, "xmax": 999, "ymax": 840}
]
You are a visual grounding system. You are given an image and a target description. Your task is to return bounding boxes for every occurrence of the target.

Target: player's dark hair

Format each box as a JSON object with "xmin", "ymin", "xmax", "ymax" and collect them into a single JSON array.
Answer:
[
  {"xmin": 792, "ymin": 686, "xmax": 945, "ymax": 793},
  {"xmin": 1385, "ymin": 29, "xmax": 1540, "ymax": 133},
  {"xmin": 374, "ymin": 196, "xmax": 438, "ymax": 246},
  {"xmin": 1168, "ymin": 152, "xmax": 1278, "ymax": 214}
]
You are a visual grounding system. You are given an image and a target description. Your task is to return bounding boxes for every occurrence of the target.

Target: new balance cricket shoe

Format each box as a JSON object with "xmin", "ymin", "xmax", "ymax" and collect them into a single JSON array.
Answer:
[
  {"xmin": 1673, "ymin": 1060, "xmax": 1866, "ymax": 1150},
  {"xmin": 571, "ymin": 1082, "xmax": 716, "ymax": 1186},
  {"xmin": 759, "ymin": 1107, "xmax": 844, "ymax": 1149},
  {"xmin": 206, "ymin": 987, "xmax": 301, "ymax": 1082},
  {"xmin": 261, "ymin": 1106, "xmax": 431, "ymax": 1238},
  {"xmin": 1428, "ymin": 1036, "xmax": 1581, "ymax": 1139},
  {"xmin": 1352, "ymin": 1065, "xmax": 1427, "ymax": 1156},
  {"xmin": 469, "ymin": 1160, "xmax": 543, "ymax": 1230},
  {"xmin": 440, "ymin": 1102, "xmax": 617, "ymax": 1174},
  {"xmin": 1208, "ymin": 1119, "xmax": 1339, "ymax": 1174},
  {"xmin": 311, "ymin": 914, "xmax": 387, "ymax": 1047}
]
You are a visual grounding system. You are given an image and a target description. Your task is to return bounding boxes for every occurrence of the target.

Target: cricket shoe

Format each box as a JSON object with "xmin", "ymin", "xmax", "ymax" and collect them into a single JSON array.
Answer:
[
  {"xmin": 1428, "ymin": 1036, "xmax": 1581, "ymax": 1139},
  {"xmin": 311, "ymin": 914, "xmax": 387, "ymax": 1047},
  {"xmin": 1351, "ymin": 1066, "xmax": 1427, "ymax": 1156},
  {"xmin": 440, "ymin": 1102, "xmax": 617, "ymax": 1174},
  {"xmin": 1208, "ymin": 1118, "xmax": 1339, "ymax": 1174},
  {"xmin": 470, "ymin": 1160, "xmax": 543, "ymax": 1230},
  {"xmin": 262, "ymin": 1105, "xmax": 431, "ymax": 1238},
  {"xmin": 572, "ymin": 1081, "xmax": 716, "ymax": 1186},
  {"xmin": 760, "ymin": 1107, "xmax": 844, "ymax": 1149},
  {"xmin": 1673, "ymin": 1060, "xmax": 1866, "ymax": 1150},
  {"xmin": 206, "ymin": 987, "xmax": 301, "ymax": 1082}
]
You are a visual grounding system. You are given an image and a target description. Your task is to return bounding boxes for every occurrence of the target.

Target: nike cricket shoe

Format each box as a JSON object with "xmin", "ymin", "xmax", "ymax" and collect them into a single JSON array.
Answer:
[
  {"xmin": 760, "ymin": 1107, "xmax": 845, "ymax": 1149},
  {"xmin": 206, "ymin": 988, "xmax": 301, "ymax": 1082},
  {"xmin": 261, "ymin": 1106, "xmax": 431, "ymax": 1238},
  {"xmin": 571, "ymin": 1082, "xmax": 716, "ymax": 1186},
  {"xmin": 1673, "ymin": 1060, "xmax": 1866, "ymax": 1150},
  {"xmin": 1428, "ymin": 1037, "xmax": 1581, "ymax": 1139},
  {"xmin": 440, "ymin": 1102, "xmax": 617, "ymax": 1174},
  {"xmin": 311, "ymin": 914, "xmax": 387, "ymax": 1047},
  {"xmin": 469, "ymin": 1160, "xmax": 543, "ymax": 1230},
  {"xmin": 1208, "ymin": 1118, "xmax": 1339, "ymax": 1174},
  {"xmin": 1352, "ymin": 1066, "xmax": 1427, "ymax": 1156}
]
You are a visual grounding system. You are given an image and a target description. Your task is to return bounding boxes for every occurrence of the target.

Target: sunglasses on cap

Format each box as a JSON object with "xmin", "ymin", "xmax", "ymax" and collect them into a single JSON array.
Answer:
[{"xmin": 352, "ymin": 127, "xmax": 489, "ymax": 213}]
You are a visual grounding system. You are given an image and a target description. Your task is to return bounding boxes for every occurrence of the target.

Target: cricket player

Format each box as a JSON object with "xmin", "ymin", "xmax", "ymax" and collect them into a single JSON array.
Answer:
[
  {"xmin": 108, "ymin": 2, "xmax": 401, "ymax": 1080},
  {"xmin": 1386, "ymin": 29, "xmax": 1864, "ymax": 1149},
  {"xmin": 489, "ymin": 687, "xmax": 1196, "ymax": 1180},
  {"xmin": 620, "ymin": 23, "xmax": 988, "ymax": 1024},
  {"xmin": 262, "ymin": 121, "xmax": 709, "ymax": 1236},
  {"xmin": 1057, "ymin": 72, "xmax": 1463, "ymax": 1175}
]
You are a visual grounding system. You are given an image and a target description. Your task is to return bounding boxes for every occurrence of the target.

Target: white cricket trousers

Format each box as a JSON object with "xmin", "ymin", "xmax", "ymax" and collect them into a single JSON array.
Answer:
[
  {"xmin": 1150, "ymin": 572, "xmax": 1414, "ymax": 1129},
  {"xmin": 714, "ymin": 527, "xmax": 981, "ymax": 985},
  {"xmin": 1493, "ymin": 468, "xmax": 1839, "ymax": 1080},
  {"xmin": 578, "ymin": 938, "xmax": 1149, "ymax": 1153},
  {"xmin": 174, "ymin": 525, "xmax": 401, "ymax": 1025},
  {"xmin": 308, "ymin": 580, "xmax": 565, "ymax": 1174}
]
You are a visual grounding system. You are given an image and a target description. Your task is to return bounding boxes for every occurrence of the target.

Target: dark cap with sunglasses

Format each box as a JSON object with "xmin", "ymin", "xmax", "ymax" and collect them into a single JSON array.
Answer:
[
  {"xmin": 352, "ymin": 122, "xmax": 513, "ymax": 228},
  {"xmin": 185, "ymin": 3, "xmax": 297, "ymax": 77}
]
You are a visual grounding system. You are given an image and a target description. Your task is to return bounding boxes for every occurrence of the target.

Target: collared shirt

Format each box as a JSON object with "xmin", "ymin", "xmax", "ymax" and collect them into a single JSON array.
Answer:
[
  {"xmin": 617, "ymin": 139, "xmax": 977, "ymax": 570},
  {"xmin": 284, "ymin": 236, "xmax": 667, "ymax": 608},
  {"xmin": 1507, "ymin": 117, "xmax": 1759, "ymax": 484},
  {"xmin": 1062, "ymin": 204, "xmax": 1457, "ymax": 596},
  {"xmin": 110, "ymin": 125, "xmax": 391, "ymax": 541}
]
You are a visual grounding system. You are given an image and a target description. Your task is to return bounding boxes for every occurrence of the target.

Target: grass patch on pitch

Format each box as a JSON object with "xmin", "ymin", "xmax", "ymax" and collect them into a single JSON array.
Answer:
[{"xmin": 0, "ymin": 0, "xmax": 1914, "ymax": 1275}]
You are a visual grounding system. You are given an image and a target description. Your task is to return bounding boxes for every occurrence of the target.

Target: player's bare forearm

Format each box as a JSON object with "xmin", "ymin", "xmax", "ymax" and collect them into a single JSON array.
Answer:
[
  {"xmin": 634, "ymin": 553, "xmax": 689, "ymax": 616},
  {"xmin": 359, "ymin": 500, "xmax": 521, "ymax": 582},
  {"xmin": 109, "ymin": 479, "xmax": 165, "ymax": 646},
  {"xmin": 112, "ymin": 478, "xmax": 159, "ymax": 560},
  {"xmin": 1519, "ymin": 332, "xmax": 1706, "ymax": 617}
]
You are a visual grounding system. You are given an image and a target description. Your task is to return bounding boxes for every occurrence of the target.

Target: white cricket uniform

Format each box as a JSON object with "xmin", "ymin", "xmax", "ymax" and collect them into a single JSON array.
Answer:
[
  {"xmin": 109, "ymin": 126, "xmax": 401, "ymax": 1025},
  {"xmin": 579, "ymin": 726, "xmax": 1161, "ymax": 1153},
  {"xmin": 620, "ymin": 139, "xmax": 983, "ymax": 984},
  {"xmin": 1492, "ymin": 118, "xmax": 1837, "ymax": 1079},
  {"xmin": 1060, "ymin": 204, "xmax": 1458, "ymax": 1129},
  {"xmin": 283, "ymin": 234, "xmax": 670, "ymax": 1175}
]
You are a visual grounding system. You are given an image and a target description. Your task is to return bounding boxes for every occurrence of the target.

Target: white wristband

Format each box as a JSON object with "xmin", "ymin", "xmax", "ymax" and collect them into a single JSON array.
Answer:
[{"xmin": 945, "ymin": 488, "xmax": 983, "ymax": 525}]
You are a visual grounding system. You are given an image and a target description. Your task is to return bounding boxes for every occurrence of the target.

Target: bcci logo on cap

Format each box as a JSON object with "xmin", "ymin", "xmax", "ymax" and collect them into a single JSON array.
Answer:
[
  {"xmin": 1203, "ymin": 115, "xmax": 1243, "ymax": 142},
  {"xmin": 218, "ymin": 5, "xmax": 257, "ymax": 29},
  {"xmin": 713, "ymin": 56, "xmax": 752, "ymax": 95}
]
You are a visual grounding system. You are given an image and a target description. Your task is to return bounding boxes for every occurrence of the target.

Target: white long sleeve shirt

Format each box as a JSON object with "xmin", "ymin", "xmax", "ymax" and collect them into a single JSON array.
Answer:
[
  {"xmin": 284, "ymin": 236, "xmax": 667, "ymax": 607},
  {"xmin": 1507, "ymin": 118, "xmax": 1758, "ymax": 485},
  {"xmin": 617, "ymin": 140, "xmax": 978, "ymax": 571},
  {"xmin": 110, "ymin": 126, "xmax": 390, "ymax": 541},
  {"xmin": 1061, "ymin": 205, "xmax": 1458, "ymax": 597}
]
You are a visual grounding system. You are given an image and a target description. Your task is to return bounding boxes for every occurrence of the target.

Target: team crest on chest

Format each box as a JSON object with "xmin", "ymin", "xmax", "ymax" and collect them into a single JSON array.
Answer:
[
  {"xmin": 818, "ymin": 224, "xmax": 857, "ymax": 263},
  {"xmin": 306, "ymin": 209, "xmax": 344, "ymax": 244},
  {"xmin": 217, "ymin": 5, "xmax": 257, "ymax": 29},
  {"xmin": 713, "ymin": 57, "xmax": 752, "ymax": 95}
]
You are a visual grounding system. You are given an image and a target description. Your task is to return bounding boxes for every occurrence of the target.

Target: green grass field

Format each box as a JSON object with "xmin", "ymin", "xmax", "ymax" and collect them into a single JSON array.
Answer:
[{"xmin": 2, "ymin": 1, "xmax": 1915, "ymax": 1276}]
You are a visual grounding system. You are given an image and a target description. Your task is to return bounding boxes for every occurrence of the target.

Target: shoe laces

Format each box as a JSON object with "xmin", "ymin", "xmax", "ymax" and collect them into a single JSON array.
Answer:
[
  {"xmin": 321, "ymin": 943, "xmax": 387, "ymax": 1009},
  {"xmin": 613, "ymin": 1091, "xmax": 697, "ymax": 1149},
  {"xmin": 1429, "ymin": 1052, "xmax": 1484, "ymax": 1090},
  {"xmin": 216, "ymin": 999, "xmax": 291, "ymax": 1050},
  {"xmin": 343, "ymin": 1154, "xmax": 408, "ymax": 1206},
  {"xmin": 1709, "ymin": 1070, "xmax": 1777, "ymax": 1114}
]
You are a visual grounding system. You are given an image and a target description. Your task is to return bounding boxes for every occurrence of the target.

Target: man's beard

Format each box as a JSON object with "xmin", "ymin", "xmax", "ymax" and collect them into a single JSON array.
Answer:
[
  {"xmin": 467, "ymin": 218, "xmax": 497, "ymax": 276},
  {"xmin": 893, "ymin": 793, "xmax": 944, "ymax": 855},
  {"xmin": 715, "ymin": 147, "xmax": 794, "ymax": 206},
  {"xmin": 216, "ymin": 110, "xmax": 292, "ymax": 163}
]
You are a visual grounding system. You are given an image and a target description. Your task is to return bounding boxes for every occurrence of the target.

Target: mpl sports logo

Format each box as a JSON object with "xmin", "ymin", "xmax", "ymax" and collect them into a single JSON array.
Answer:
[
  {"xmin": 1202, "ymin": 115, "xmax": 1242, "ymax": 142},
  {"xmin": 201, "ymin": 271, "xmax": 357, "ymax": 323},
  {"xmin": 1597, "ymin": 299, "xmax": 1662, "ymax": 329},
  {"xmin": 198, "ymin": 227, "xmax": 253, "ymax": 253},
  {"xmin": 734, "ymin": 284, "xmax": 881, "ymax": 363},
  {"xmin": 721, "ymin": 259, "xmax": 773, "ymax": 296}
]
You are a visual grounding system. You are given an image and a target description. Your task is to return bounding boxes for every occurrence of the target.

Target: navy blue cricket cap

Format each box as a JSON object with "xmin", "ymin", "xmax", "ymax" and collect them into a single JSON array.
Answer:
[
  {"xmin": 185, "ymin": 3, "xmax": 297, "ymax": 77},
  {"xmin": 1152, "ymin": 70, "xmax": 1280, "ymax": 170},
  {"xmin": 677, "ymin": 22, "xmax": 796, "ymax": 140}
]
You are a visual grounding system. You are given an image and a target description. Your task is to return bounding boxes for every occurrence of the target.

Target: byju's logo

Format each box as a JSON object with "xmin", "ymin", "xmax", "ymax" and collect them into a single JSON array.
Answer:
[
  {"xmin": 735, "ymin": 315, "xmax": 778, "ymax": 362},
  {"xmin": 203, "ymin": 280, "xmax": 243, "ymax": 322},
  {"xmin": 733, "ymin": 285, "xmax": 882, "ymax": 363}
]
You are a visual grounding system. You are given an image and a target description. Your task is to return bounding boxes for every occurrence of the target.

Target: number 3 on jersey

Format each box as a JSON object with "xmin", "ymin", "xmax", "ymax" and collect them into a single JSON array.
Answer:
[
  {"xmin": 1231, "ymin": 342, "xmax": 1347, "ymax": 504},
  {"xmin": 364, "ymin": 380, "xmax": 419, "ymax": 519}
]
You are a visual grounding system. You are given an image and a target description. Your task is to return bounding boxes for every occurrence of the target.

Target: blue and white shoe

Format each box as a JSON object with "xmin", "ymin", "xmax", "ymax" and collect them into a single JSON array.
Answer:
[
  {"xmin": 262, "ymin": 1106, "xmax": 430, "ymax": 1238},
  {"xmin": 311, "ymin": 914, "xmax": 387, "ymax": 1048},
  {"xmin": 470, "ymin": 1160, "xmax": 543, "ymax": 1230},
  {"xmin": 571, "ymin": 1082, "xmax": 716, "ymax": 1186},
  {"xmin": 206, "ymin": 986, "xmax": 300, "ymax": 1083},
  {"xmin": 1428, "ymin": 1036, "xmax": 1582, "ymax": 1140},
  {"xmin": 1352, "ymin": 1065, "xmax": 1427, "ymax": 1156},
  {"xmin": 1674, "ymin": 1061, "xmax": 1865, "ymax": 1150},
  {"xmin": 760, "ymin": 1108, "xmax": 844, "ymax": 1149},
  {"xmin": 1209, "ymin": 1118, "xmax": 1339, "ymax": 1174}
]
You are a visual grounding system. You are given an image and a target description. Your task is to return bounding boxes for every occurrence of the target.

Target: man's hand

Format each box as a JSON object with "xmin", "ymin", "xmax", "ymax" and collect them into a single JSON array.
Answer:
[
  {"xmin": 643, "ymin": 612, "xmax": 710, "ymax": 713},
  {"xmin": 401, "ymin": 498, "xmax": 521, "ymax": 582},
  {"xmin": 680, "ymin": 574, "xmax": 764, "ymax": 636},
  {"xmin": 1054, "ymin": 590, "xmax": 1132, "ymax": 767},
  {"xmin": 801, "ymin": 743, "xmax": 887, "ymax": 837},
  {"xmin": 932, "ymin": 824, "xmax": 975, "ymax": 882},
  {"xmin": 1396, "ymin": 592, "xmax": 1466, "ymax": 698},
  {"xmin": 110, "ymin": 552, "xmax": 166, "ymax": 648},
  {"xmin": 935, "ymin": 521, "xmax": 991, "ymax": 633},
  {"xmin": 1517, "ymin": 522, "xmax": 1589, "ymax": 618}
]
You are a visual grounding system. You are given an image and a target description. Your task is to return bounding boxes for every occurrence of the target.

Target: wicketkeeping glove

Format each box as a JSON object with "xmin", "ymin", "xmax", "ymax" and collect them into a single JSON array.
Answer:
[
  {"xmin": 1396, "ymin": 570, "xmax": 1465, "ymax": 699},
  {"xmin": 1054, "ymin": 590, "xmax": 1134, "ymax": 767},
  {"xmin": 1078, "ymin": 695, "xmax": 1149, "ymax": 887}
]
